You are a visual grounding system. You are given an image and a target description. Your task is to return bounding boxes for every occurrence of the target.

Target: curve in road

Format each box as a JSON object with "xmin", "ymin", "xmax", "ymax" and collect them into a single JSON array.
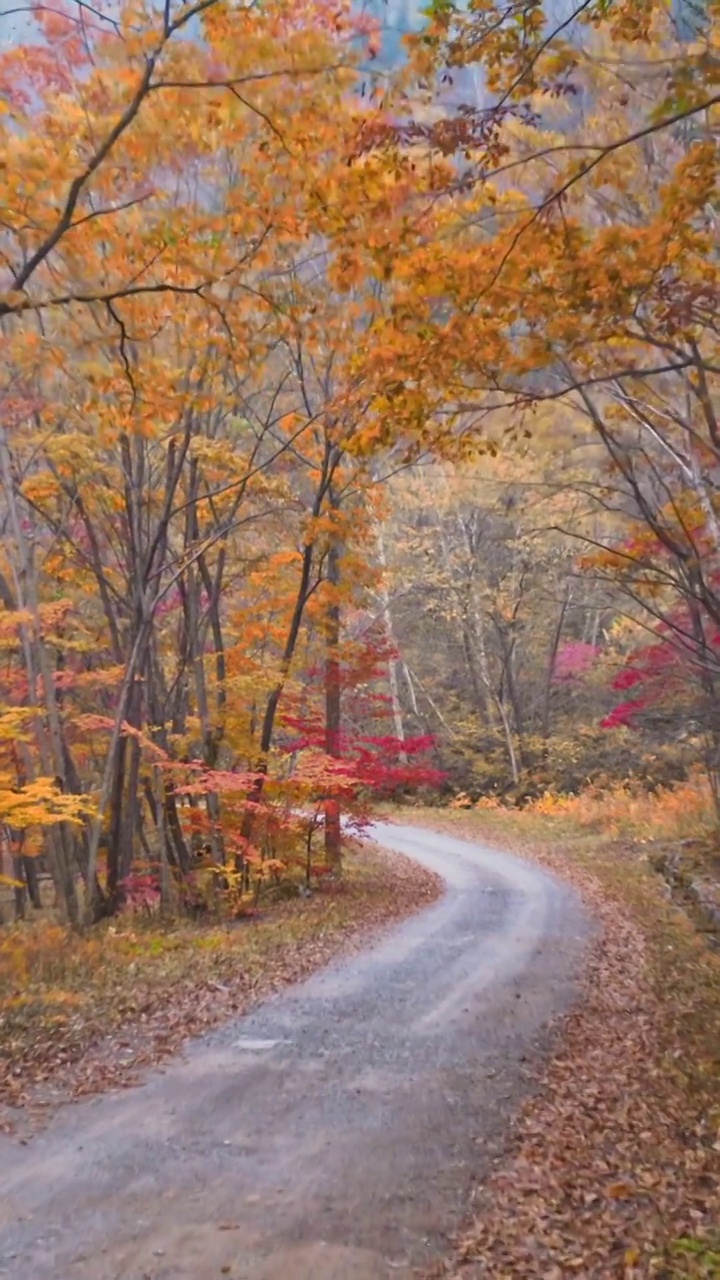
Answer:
[{"xmin": 0, "ymin": 822, "xmax": 591, "ymax": 1280}]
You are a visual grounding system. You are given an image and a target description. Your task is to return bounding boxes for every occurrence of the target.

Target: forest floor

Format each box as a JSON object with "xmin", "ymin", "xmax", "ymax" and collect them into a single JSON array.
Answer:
[
  {"xmin": 0, "ymin": 842, "xmax": 441, "ymax": 1136},
  {"xmin": 396, "ymin": 806, "xmax": 720, "ymax": 1279}
]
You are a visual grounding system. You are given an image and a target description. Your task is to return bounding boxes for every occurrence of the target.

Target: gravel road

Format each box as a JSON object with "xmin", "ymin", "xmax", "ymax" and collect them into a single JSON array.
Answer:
[{"xmin": 0, "ymin": 822, "xmax": 591, "ymax": 1280}]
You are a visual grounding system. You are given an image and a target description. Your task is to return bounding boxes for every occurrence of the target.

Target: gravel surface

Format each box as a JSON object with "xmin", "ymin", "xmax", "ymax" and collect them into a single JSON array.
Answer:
[{"xmin": 0, "ymin": 822, "xmax": 591, "ymax": 1280}]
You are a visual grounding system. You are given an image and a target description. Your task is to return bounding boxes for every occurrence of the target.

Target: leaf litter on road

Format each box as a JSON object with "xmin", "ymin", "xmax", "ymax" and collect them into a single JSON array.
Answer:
[
  {"xmin": 413, "ymin": 809, "xmax": 720, "ymax": 1280},
  {"xmin": 0, "ymin": 842, "xmax": 441, "ymax": 1135}
]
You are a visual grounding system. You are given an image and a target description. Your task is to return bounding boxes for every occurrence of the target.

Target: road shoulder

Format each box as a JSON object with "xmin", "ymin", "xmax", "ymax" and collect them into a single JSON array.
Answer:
[{"xmin": 400, "ymin": 807, "xmax": 720, "ymax": 1278}]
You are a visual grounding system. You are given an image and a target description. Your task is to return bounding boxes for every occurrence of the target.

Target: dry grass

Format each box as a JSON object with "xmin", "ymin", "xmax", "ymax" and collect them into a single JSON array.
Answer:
[{"xmin": 516, "ymin": 772, "xmax": 717, "ymax": 844}]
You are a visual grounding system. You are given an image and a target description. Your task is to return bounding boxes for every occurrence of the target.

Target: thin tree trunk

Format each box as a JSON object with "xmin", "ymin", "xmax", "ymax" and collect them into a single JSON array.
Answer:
[
  {"xmin": 23, "ymin": 852, "xmax": 41, "ymax": 909},
  {"xmin": 0, "ymin": 426, "xmax": 80, "ymax": 924},
  {"xmin": 85, "ymin": 612, "xmax": 156, "ymax": 920},
  {"xmin": 375, "ymin": 521, "xmax": 407, "ymax": 761},
  {"xmin": 86, "ymin": 420, "xmax": 196, "ymax": 921},
  {"xmin": 542, "ymin": 584, "xmax": 572, "ymax": 745},
  {"xmin": 496, "ymin": 697, "xmax": 521, "ymax": 787},
  {"xmin": 12, "ymin": 855, "xmax": 26, "ymax": 920},
  {"xmin": 240, "ymin": 443, "xmax": 341, "ymax": 849},
  {"xmin": 324, "ymin": 494, "xmax": 342, "ymax": 874},
  {"xmin": 185, "ymin": 479, "xmax": 225, "ymax": 868}
]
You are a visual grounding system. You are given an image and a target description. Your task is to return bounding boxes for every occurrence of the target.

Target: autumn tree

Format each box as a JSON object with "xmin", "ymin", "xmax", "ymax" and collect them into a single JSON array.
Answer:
[
  {"xmin": 349, "ymin": 1, "xmax": 720, "ymax": 802},
  {"xmin": 375, "ymin": 435, "xmax": 646, "ymax": 800},
  {"xmin": 0, "ymin": 0, "xmax": 456, "ymax": 921}
]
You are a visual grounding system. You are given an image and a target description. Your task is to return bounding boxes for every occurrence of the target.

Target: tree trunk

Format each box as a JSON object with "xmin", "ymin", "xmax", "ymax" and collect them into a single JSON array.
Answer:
[
  {"xmin": 375, "ymin": 521, "xmax": 407, "ymax": 760},
  {"xmin": 240, "ymin": 442, "xmax": 341, "ymax": 851},
  {"xmin": 324, "ymin": 496, "xmax": 342, "ymax": 874},
  {"xmin": 23, "ymin": 853, "xmax": 42, "ymax": 909},
  {"xmin": 542, "ymin": 584, "xmax": 572, "ymax": 746},
  {"xmin": 0, "ymin": 427, "xmax": 80, "ymax": 925}
]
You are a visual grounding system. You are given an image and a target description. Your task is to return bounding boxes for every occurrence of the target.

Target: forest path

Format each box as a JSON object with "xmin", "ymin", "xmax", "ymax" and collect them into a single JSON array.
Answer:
[{"xmin": 0, "ymin": 822, "xmax": 591, "ymax": 1280}]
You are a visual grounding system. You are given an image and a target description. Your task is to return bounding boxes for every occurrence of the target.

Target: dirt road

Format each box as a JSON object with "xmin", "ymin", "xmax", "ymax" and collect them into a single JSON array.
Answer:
[{"xmin": 0, "ymin": 823, "xmax": 590, "ymax": 1280}]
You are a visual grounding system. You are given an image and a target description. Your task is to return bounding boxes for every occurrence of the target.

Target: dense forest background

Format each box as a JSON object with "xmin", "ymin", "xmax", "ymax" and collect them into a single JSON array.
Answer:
[{"xmin": 0, "ymin": 0, "xmax": 718, "ymax": 927}]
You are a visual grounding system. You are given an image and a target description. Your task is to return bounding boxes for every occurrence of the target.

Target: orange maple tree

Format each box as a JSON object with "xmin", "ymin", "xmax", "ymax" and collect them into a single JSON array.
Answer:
[{"xmin": 0, "ymin": 0, "xmax": 448, "ymax": 923}]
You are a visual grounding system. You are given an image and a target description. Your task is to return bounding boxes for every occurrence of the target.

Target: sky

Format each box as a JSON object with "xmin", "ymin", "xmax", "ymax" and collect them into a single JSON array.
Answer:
[
  {"xmin": 0, "ymin": 2, "xmax": 703, "ymax": 73},
  {"xmin": 1, "ymin": 0, "xmax": 427, "ymax": 57}
]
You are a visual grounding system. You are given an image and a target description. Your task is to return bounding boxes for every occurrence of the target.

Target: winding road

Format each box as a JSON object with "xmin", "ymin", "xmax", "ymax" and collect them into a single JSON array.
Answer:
[{"xmin": 0, "ymin": 822, "xmax": 590, "ymax": 1280}]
